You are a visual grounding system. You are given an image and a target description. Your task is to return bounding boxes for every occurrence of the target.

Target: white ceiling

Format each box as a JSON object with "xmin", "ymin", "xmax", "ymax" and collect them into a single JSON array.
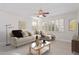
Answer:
[{"xmin": 0, "ymin": 3, "xmax": 79, "ymax": 17}]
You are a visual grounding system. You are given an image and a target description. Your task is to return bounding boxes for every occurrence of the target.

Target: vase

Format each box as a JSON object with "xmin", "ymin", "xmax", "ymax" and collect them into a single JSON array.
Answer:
[
  {"xmin": 43, "ymin": 40, "xmax": 46, "ymax": 43},
  {"xmin": 36, "ymin": 35, "xmax": 39, "ymax": 46}
]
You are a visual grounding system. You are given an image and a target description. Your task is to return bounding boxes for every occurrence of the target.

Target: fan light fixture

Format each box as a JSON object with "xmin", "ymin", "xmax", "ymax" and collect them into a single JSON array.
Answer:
[{"xmin": 36, "ymin": 9, "xmax": 49, "ymax": 17}]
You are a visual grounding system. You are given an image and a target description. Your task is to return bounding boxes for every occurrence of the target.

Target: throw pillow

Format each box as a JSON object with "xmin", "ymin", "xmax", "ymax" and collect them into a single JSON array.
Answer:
[
  {"xmin": 22, "ymin": 31, "xmax": 28, "ymax": 37},
  {"xmin": 12, "ymin": 30, "xmax": 23, "ymax": 38},
  {"xmin": 27, "ymin": 32, "xmax": 32, "ymax": 36}
]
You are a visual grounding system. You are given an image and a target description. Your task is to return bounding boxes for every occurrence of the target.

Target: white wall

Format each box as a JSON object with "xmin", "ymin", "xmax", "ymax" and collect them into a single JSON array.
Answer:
[
  {"xmin": 77, "ymin": 10, "xmax": 79, "ymax": 22},
  {"xmin": 0, "ymin": 11, "xmax": 19, "ymax": 44},
  {"xmin": 76, "ymin": 10, "xmax": 79, "ymax": 35}
]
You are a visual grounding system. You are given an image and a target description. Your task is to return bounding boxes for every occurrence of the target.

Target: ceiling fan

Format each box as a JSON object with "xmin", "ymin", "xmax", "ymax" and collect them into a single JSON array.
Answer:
[{"xmin": 36, "ymin": 9, "xmax": 49, "ymax": 17}]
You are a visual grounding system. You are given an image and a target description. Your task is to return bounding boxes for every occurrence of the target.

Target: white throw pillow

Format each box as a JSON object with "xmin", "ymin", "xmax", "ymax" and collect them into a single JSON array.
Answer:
[{"xmin": 22, "ymin": 31, "xmax": 28, "ymax": 37}]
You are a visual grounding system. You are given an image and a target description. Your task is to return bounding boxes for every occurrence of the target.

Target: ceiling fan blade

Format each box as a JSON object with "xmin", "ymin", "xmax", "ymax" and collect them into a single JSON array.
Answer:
[{"xmin": 43, "ymin": 12, "xmax": 49, "ymax": 14}]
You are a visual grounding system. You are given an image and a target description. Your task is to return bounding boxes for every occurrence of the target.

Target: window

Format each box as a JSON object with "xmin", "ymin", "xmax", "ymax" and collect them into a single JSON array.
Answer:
[
  {"xmin": 52, "ymin": 19, "xmax": 64, "ymax": 32},
  {"xmin": 59, "ymin": 19, "xmax": 64, "ymax": 32},
  {"xmin": 32, "ymin": 16, "xmax": 42, "ymax": 31},
  {"xmin": 32, "ymin": 17, "xmax": 64, "ymax": 32}
]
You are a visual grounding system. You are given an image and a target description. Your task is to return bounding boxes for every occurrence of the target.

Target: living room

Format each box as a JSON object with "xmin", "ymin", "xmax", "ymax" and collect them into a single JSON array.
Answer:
[{"xmin": 0, "ymin": 3, "xmax": 79, "ymax": 55}]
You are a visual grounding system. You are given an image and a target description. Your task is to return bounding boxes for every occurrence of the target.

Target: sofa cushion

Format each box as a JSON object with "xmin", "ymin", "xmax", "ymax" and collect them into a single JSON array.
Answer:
[{"xmin": 12, "ymin": 30, "xmax": 23, "ymax": 38}]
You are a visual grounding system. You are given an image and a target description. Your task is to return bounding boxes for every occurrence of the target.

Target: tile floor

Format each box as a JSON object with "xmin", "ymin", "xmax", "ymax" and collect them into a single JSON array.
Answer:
[{"xmin": 0, "ymin": 40, "xmax": 78, "ymax": 55}]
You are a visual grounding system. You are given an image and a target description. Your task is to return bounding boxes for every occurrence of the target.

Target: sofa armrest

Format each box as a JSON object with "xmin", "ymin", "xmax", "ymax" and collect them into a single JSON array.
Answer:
[
  {"xmin": 11, "ymin": 37, "xmax": 18, "ymax": 41},
  {"xmin": 10, "ymin": 37, "xmax": 18, "ymax": 47}
]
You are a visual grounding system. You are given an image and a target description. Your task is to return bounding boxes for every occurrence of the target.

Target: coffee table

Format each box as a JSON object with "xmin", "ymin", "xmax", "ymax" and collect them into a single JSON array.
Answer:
[{"xmin": 29, "ymin": 40, "xmax": 51, "ymax": 55}]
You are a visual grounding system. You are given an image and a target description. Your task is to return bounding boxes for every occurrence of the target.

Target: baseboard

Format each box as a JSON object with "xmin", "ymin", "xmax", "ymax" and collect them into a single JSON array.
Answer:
[{"xmin": 55, "ymin": 39, "xmax": 71, "ymax": 43}]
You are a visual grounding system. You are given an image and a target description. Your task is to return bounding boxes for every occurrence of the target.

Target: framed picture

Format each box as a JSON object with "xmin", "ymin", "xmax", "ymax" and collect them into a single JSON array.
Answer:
[{"xmin": 69, "ymin": 19, "xmax": 77, "ymax": 31}]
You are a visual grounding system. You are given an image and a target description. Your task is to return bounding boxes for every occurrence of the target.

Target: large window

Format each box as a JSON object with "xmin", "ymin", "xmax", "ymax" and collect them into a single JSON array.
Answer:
[
  {"xmin": 54, "ymin": 19, "xmax": 64, "ymax": 32},
  {"xmin": 32, "ymin": 17, "xmax": 64, "ymax": 32}
]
